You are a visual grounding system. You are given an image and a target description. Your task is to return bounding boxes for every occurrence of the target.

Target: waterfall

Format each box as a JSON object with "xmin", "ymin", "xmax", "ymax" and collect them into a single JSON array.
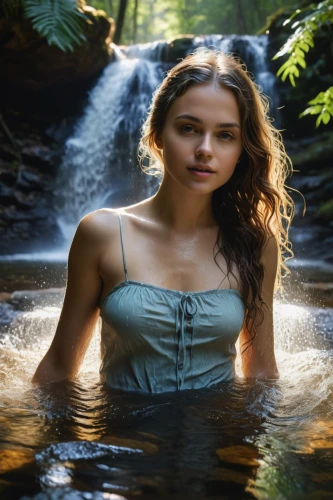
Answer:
[
  {"xmin": 193, "ymin": 35, "xmax": 278, "ymax": 113},
  {"xmin": 56, "ymin": 35, "xmax": 277, "ymax": 245},
  {"xmin": 57, "ymin": 58, "xmax": 162, "ymax": 241},
  {"xmin": 124, "ymin": 34, "xmax": 277, "ymax": 105}
]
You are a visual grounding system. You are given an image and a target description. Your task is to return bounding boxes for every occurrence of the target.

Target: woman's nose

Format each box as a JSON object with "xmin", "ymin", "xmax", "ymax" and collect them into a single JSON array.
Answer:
[{"xmin": 194, "ymin": 134, "xmax": 214, "ymax": 158}]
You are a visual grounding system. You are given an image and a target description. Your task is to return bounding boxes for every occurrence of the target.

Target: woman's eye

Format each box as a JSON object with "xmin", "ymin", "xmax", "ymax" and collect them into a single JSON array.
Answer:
[
  {"xmin": 218, "ymin": 132, "xmax": 233, "ymax": 140},
  {"xmin": 181, "ymin": 125, "xmax": 196, "ymax": 133}
]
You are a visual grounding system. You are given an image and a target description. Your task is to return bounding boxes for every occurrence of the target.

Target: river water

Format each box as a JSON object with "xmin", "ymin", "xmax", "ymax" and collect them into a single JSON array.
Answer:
[{"xmin": 0, "ymin": 261, "xmax": 332, "ymax": 499}]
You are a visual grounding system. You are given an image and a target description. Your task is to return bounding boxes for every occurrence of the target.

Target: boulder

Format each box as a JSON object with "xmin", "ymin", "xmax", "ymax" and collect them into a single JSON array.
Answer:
[
  {"xmin": 162, "ymin": 35, "xmax": 195, "ymax": 62},
  {"xmin": 1, "ymin": 7, "xmax": 113, "ymax": 90},
  {"xmin": 0, "ymin": 6, "xmax": 114, "ymax": 117}
]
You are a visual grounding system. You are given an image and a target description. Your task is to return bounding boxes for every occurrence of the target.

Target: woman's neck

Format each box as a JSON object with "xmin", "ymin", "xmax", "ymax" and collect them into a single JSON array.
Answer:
[{"xmin": 148, "ymin": 179, "xmax": 216, "ymax": 234}]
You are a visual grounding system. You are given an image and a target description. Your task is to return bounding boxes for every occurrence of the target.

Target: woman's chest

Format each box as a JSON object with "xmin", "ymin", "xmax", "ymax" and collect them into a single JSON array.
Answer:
[
  {"xmin": 101, "ymin": 284, "xmax": 245, "ymax": 345},
  {"xmin": 100, "ymin": 229, "xmax": 242, "ymax": 295}
]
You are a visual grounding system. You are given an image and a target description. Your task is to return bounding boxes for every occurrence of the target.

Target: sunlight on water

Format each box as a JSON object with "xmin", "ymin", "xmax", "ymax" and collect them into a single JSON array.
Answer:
[
  {"xmin": 0, "ymin": 304, "xmax": 101, "ymax": 396},
  {"xmin": 0, "ymin": 287, "xmax": 332, "ymax": 498},
  {"xmin": 0, "ymin": 296, "xmax": 332, "ymax": 389}
]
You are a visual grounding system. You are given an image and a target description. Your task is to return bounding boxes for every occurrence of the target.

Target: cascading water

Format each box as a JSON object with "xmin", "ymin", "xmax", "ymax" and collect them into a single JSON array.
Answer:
[
  {"xmin": 56, "ymin": 58, "xmax": 162, "ymax": 242},
  {"xmin": 125, "ymin": 34, "xmax": 278, "ymax": 115},
  {"xmin": 199, "ymin": 35, "xmax": 279, "ymax": 116},
  {"xmin": 56, "ymin": 34, "xmax": 278, "ymax": 247}
]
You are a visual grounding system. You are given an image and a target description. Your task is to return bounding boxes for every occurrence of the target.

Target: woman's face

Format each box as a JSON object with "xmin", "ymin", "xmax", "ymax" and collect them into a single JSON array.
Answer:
[{"xmin": 157, "ymin": 82, "xmax": 243, "ymax": 195}]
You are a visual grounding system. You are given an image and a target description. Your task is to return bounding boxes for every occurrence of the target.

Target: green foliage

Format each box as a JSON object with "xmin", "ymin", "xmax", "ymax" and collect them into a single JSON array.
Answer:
[
  {"xmin": 273, "ymin": 0, "xmax": 333, "ymax": 126},
  {"xmin": 300, "ymin": 87, "xmax": 333, "ymax": 127},
  {"xmin": 273, "ymin": 1, "xmax": 333, "ymax": 87},
  {"xmin": 23, "ymin": 0, "xmax": 88, "ymax": 52}
]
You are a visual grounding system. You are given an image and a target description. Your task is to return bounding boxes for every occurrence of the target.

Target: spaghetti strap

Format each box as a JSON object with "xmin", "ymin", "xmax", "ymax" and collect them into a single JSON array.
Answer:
[{"xmin": 117, "ymin": 212, "xmax": 129, "ymax": 282}]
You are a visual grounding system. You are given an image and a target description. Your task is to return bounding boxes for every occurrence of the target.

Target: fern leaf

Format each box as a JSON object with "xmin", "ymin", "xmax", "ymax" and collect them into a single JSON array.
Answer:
[{"xmin": 23, "ymin": 0, "xmax": 87, "ymax": 52}]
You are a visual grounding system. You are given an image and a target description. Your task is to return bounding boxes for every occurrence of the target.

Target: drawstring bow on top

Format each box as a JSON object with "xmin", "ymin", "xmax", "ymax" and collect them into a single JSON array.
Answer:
[{"xmin": 175, "ymin": 294, "xmax": 197, "ymax": 390}]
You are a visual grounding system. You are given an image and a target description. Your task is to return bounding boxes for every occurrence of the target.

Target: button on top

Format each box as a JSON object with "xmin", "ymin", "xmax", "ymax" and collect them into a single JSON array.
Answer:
[{"xmin": 178, "ymin": 362, "xmax": 184, "ymax": 370}]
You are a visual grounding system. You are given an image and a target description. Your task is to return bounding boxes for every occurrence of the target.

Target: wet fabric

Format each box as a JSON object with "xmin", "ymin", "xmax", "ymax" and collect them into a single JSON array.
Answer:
[{"xmin": 99, "ymin": 213, "xmax": 245, "ymax": 393}]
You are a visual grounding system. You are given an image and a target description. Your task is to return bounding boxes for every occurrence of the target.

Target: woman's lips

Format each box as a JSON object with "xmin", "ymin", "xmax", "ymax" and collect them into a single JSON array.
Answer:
[
  {"xmin": 188, "ymin": 168, "xmax": 214, "ymax": 178},
  {"xmin": 188, "ymin": 165, "xmax": 215, "ymax": 178}
]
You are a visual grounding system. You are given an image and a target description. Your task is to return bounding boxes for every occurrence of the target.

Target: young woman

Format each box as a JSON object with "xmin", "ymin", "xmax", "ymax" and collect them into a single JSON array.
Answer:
[{"xmin": 33, "ymin": 49, "xmax": 294, "ymax": 392}]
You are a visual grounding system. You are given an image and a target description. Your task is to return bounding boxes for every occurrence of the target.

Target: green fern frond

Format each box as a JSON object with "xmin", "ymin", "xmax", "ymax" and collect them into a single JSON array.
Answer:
[{"xmin": 23, "ymin": 0, "xmax": 87, "ymax": 52}]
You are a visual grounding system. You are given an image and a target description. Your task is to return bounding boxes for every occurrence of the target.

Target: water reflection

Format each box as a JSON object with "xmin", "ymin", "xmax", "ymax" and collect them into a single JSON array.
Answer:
[{"xmin": 0, "ymin": 282, "xmax": 332, "ymax": 498}]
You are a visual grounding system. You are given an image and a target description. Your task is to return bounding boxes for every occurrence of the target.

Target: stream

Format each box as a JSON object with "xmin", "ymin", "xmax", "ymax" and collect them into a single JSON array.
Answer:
[{"xmin": 0, "ymin": 259, "xmax": 332, "ymax": 499}]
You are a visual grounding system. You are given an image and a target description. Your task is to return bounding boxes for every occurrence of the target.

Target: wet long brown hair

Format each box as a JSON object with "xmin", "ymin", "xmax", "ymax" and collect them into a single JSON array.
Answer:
[{"xmin": 138, "ymin": 49, "xmax": 294, "ymax": 348}]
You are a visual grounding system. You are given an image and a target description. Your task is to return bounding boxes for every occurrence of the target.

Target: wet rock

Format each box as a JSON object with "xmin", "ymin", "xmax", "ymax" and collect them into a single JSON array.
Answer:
[
  {"xmin": 289, "ymin": 224, "xmax": 333, "ymax": 264},
  {"xmin": 286, "ymin": 131, "xmax": 333, "ymax": 262},
  {"xmin": 16, "ymin": 168, "xmax": 53, "ymax": 192},
  {"xmin": 21, "ymin": 487, "xmax": 126, "ymax": 500},
  {"xmin": 101, "ymin": 435, "xmax": 158, "ymax": 454},
  {"xmin": 216, "ymin": 445, "xmax": 260, "ymax": 466},
  {"xmin": 0, "ymin": 123, "xmax": 64, "ymax": 254},
  {"xmin": 0, "ymin": 165, "xmax": 17, "ymax": 186},
  {"xmin": 12, "ymin": 221, "xmax": 31, "ymax": 234},
  {"xmin": 210, "ymin": 467, "xmax": 248, "ymax": 484},
  {"xmin": 0, "ymin": 184, "xmax": 16, "ymax": 204},
  {"xmin": 136, "ymin": 430, "xmax": 164, "ymax": 442},
  {"xmin": 0, "ymin": 8, "xmax": 113, "ymax": 92},
  {"xmin": 0, "ymin": 448, "xmax": 35, "ymax": 474},
  {"xmin": 2, "ymin": 205, "xmax": 35, "ymax": 221},
  {"xmin": 21, "ymin": 145, "xmax": 58, "ymax": 174},
  {"xmin": 36, "ymin": 440, "xmax": 143, "ymax": 464},
  {"xmin": 163, "ymin": 35, "xmax": 195, "ymax": 62}
]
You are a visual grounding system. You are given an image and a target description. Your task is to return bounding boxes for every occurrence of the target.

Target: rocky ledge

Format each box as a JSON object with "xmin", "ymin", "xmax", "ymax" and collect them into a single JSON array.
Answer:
[{"xmin": 0, "ymin": 4, "xmax": 115, "ymax": 254}]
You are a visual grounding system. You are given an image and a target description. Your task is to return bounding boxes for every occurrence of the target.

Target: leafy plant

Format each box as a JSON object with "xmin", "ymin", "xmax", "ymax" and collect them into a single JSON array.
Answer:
[
  {"xmin": 273, "ymin": 0, "xmax": 333, "ymax": 127},
  {"xmin": 299, "ymin": 87, "xmax": 333, "ymax": 127},
  {"xmin": 23, "ymin": 0, "xmax": 88, "ymax": 52}
]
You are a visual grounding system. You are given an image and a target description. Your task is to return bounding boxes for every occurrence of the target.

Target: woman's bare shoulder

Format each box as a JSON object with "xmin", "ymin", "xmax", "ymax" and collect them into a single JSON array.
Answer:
[
  {"xmin": 76, "ymin": 209, "xmax": 121, "ymax": 242},
  {"xmin": 73, "ymin": 199, "xmax": 154, "ymax": 250}
]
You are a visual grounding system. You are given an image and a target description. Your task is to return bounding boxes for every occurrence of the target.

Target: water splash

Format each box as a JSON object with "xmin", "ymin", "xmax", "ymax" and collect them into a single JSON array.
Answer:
[{"xmin": 0, "ymin": 290, "xmax": 332, "ymax": 499}]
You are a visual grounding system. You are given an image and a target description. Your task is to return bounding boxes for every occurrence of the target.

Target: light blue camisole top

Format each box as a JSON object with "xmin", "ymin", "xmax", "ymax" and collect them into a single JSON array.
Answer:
[{"xmin": 99, "ymin": 213, "xmax": 245, "ymax": 393}]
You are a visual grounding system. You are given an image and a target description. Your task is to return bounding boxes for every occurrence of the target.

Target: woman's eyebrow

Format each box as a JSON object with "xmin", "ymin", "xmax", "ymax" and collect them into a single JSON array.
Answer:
[{"xmin": 174, "ymin": 113, "xmax": 240, "ymax": 129}]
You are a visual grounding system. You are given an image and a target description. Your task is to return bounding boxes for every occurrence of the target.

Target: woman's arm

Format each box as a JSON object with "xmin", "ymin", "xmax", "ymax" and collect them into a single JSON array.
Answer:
[
  {"xmin": 238, "ymin": 236, "xmax": 280, "ymax": 380},
  {"xmin": 32, "ymin": 214, "xmax": 105, "ymax": 384}
]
